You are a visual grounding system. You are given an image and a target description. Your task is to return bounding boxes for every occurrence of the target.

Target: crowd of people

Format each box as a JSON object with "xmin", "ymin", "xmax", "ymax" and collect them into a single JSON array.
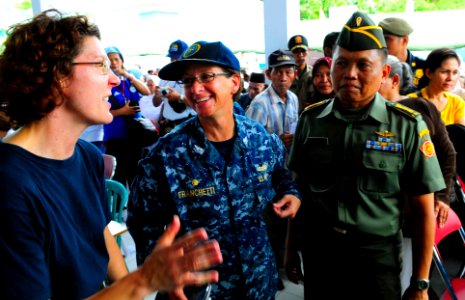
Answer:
[{"xmin": 1, "ymin": 7, "xmax": 465, "ymax": 300}]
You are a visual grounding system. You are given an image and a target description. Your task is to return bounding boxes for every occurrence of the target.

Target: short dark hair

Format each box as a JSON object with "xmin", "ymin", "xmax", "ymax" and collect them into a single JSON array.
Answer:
[
  {"xmin": 425, "ymin": 47, "xmax": 461, "ymax": 74},
  {"xmin": 0, "ymin": 9, "xmax": 101, "ymax": 126},
  {"xmin": 323, "ymin": 31, "xmax": 340, "ymax": 53}
]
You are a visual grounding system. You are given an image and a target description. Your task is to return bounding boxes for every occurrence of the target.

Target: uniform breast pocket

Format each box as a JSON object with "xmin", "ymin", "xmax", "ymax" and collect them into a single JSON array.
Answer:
[
  {"xmin": 304, "ymin": 137, "xmax": 332, "ymax": 164},
  {"xmin": 302, "ymin": 137, "xmax": 335, "ymax": 188},
  {"xmin": 361, "ymin": 150, "xmax": 403, "ymax": 193}
]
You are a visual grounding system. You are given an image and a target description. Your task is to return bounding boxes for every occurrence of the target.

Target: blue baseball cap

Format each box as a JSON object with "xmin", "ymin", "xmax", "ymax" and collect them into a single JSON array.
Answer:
[
  {"xmin": 159, "ymin": 41, "xmax": 241, "ymax": 81},
  {"xmin": 167, "ymin": 40, "xmax": 188, "ymax": 59},
  {"xmin": 105, "ymin": 46, "xmax": 124, "ymax": 62}
]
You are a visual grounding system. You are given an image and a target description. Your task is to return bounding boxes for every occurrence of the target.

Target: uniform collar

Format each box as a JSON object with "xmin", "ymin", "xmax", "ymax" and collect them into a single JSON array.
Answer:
[
  {"xmin": 317, "ymin": 93, "xmax": 389, "ymax": 124},
  {"xmin": 185, "ymin": 115, "xmax": 250, "ymax": 162}
]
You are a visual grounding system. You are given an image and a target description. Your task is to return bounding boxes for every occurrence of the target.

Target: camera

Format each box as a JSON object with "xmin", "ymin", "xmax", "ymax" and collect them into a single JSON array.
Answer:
[{"xmin": 160, "ymin": 87, "xmax": 170, "ymax": 96}]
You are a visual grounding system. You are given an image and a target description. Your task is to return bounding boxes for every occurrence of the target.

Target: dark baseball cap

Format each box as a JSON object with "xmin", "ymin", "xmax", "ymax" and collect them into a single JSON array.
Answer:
[
  {"xmin": 159, "ymin": 41, "xmax": 241, "ymax": 81},
  {"xmin": 336, "ymin": 11, "xmax": 386, "ymax": 51},
  {"xmin": 167, "ymin": 40, "xmax": 188, "ymax": 59},
  {"xmin": 268, "ymin": 49, "xmax": 297, "ymax": 69}
]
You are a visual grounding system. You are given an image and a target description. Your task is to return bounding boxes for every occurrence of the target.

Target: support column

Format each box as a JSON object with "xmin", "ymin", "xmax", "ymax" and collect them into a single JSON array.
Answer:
[
  {"xmin": 263, "ymin": 0, "xmax": 300, "ymax": 64},
  {"xmin": 31, "ymin": 0, "xmax": 54, "ymax": 16}
]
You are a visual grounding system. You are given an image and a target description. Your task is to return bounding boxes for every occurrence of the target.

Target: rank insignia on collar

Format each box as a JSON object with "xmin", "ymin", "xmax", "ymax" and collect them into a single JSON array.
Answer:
[{"xmin": 375, "ymin": 130, "xmax": 396, "ymax": 138}]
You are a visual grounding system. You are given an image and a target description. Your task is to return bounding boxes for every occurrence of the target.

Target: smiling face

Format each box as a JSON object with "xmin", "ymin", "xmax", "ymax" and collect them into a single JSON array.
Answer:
[
  {"xmin": 61, "ymin": 36, "xmax": 119, "ymax": 126},
  {"xmin": 313, "ymin": 63, "xmax": 333, "ymax": 95},
  {"xmin": 183, "ymin": 63, "xmax": 241, "ymax": 119},
  {"xmin": 331, "ymin": 46, "xmax": 389, "ymax": 108}
]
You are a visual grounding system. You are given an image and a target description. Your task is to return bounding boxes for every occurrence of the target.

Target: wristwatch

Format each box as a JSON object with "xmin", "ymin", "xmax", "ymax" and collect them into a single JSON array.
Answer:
[
  {"xmin": 178, "ymin": 95, "xmax": 185, "ymax": 103},
  {"xmin": 410, "ymin": 278, "xmax": 430, "ymax": 290}
]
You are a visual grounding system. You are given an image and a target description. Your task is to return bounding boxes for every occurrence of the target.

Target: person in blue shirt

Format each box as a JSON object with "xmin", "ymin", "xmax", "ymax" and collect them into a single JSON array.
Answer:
[
  {"xmin": 127, "ymin": 41, "xmax": 302, "ymax": 300},
  {"xmin": 0, "ymin": 9, "xmax": 222, "ymax": 300},
  {"xmin": 104, "ymin": 46, "xmax": 151, "ymax": 187}
]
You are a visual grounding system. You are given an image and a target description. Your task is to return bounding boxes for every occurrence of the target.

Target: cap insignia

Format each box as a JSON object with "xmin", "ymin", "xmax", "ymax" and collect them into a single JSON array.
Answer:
[{"xmin": 183, "ymin": 43, "xmax": 201, "ymax": 58}]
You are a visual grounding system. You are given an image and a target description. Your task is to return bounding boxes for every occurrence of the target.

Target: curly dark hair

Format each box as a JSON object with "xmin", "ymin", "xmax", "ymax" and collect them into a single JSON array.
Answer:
[{"xmin": 0, "ymin": 9, "xmax": 101, "ymax": 127}]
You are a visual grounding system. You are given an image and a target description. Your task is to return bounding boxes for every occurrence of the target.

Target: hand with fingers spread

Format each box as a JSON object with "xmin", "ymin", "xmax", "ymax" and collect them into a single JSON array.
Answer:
[
  {"xmin": 87, "ymin": 216, "xmax": 222, "ymax": 300},
  {"xmin": 140, "ymin": 216, "xmax": 222, "ymax": 296}
]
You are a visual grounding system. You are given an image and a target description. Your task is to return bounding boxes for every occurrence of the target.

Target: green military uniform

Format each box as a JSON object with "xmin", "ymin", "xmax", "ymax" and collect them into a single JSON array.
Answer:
[
  {"xmin": 289, "ymin": 94, "xmax": 445, "ymax": 300},
  {"xmin": 287, "ymin": 12, "xmax": 445, "ymax": 300},
  {"xmin": 288, "ymin": 35, "xmax": 313, "ymax": 113},
  {"xmin": 289, "ymin": 94, "xmax": 445, "ymax": 235},
  {"xmin": 290, "ymin": 64, "xmax": 312, "ymax": 113}
]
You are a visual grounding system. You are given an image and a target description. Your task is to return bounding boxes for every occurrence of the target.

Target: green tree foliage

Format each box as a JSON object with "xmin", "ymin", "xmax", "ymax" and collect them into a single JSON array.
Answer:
[
  {"xmin": 16, "ymin": 1, "xmax": 32, "ymax": 10},
  {"xmin": 300, "ymin": 0, "xmax": 465, "ymax": 20}
]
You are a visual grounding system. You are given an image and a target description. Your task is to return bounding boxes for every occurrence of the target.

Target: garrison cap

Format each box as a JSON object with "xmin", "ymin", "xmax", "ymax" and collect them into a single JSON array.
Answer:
[
  {"xmin": 288, "ymin": 35, "xmax": 308, "ymax": 52},
  {"xmin": 336, "ymin": 11, "xmax": 386, "ymax": 51},
  {"xmin": 379, "ymin": 17, "xmax": 414, "ymax": 37}
]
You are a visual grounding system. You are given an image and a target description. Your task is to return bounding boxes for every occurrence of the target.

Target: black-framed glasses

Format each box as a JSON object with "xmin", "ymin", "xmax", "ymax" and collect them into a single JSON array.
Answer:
[
  {"xmin": 177, "ymin": 72, "xmax": 231, "ymax": 87},
  {"xmin": 71, "ymin": 58, "xmax": 111, "ymax": 75}
]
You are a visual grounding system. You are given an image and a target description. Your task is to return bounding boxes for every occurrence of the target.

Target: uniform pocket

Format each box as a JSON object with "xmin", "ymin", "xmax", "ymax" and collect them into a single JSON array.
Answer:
[{"xmin": 361, "ymin": 150, "xmax": 403, "ymax": 193}]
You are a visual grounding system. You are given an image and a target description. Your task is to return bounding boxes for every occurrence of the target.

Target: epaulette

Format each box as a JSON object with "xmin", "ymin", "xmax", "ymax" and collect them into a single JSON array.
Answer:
[
  {"xmin": 302, "ymin": 99, "xmax": 331, "ymax": 113},
  {"xmin": 389, "ymin": 102, "xmax": 421, "ymax": 119}
]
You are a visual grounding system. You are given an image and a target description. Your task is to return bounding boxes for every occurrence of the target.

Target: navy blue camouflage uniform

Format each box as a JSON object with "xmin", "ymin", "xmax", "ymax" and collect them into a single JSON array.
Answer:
[{"xmin": 127, "ymin": 114, "xmax": 301, "ymax": 300}]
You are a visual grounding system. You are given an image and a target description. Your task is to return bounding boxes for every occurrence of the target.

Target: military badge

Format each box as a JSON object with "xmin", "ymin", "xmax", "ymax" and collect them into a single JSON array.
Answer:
[
  {"xmin": 375, "ymin": 130, "xmax": 395, "ymax": 138},
  {"xmin": 366, "ymin": 131, "xmax": 402, "ymax": 153},
  {"xmin": 420, "ymin": 139, "xmax": 435, "ymax": 158}
]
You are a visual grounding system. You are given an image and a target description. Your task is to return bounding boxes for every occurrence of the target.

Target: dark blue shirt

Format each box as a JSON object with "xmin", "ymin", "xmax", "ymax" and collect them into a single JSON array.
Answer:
[{"xmin": 0, "ymin": 140, "xmax": 111, "ymax": 299}]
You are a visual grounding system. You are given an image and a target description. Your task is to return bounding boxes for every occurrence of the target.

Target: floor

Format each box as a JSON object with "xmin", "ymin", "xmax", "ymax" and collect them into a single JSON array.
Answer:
[{"xmin": 120, "ymin": 231, "xmax": 304, "ymax": 300}]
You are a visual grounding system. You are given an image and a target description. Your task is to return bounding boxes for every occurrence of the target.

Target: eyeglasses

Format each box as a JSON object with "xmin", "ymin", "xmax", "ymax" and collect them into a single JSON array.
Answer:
[
  {"xmin": 177, "ymin": 72, "xmax": 231, "ymax": 87},
  {"xmin": 71, "ymin": 58, "xmax": 111, "ymax": 75}
]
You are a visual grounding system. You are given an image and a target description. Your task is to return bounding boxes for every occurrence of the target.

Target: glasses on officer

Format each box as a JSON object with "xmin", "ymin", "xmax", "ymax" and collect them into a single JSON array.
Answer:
[
  {"xmin": 177, "ymin": 72, "xmax": 231, "ymax": 87},
  {"xmin": 71, "ymin": 58, "xmax": 111, "ymax": 75}
]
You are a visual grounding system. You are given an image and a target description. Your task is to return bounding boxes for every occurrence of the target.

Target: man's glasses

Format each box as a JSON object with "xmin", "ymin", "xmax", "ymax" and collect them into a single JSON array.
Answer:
[
  {"xmin": 177, "ymin": 72, "xmax": 231, "ymax": 87},
  {"xmin": 71, "ymin": 58, "xmax": 111, "ymax": 75}
]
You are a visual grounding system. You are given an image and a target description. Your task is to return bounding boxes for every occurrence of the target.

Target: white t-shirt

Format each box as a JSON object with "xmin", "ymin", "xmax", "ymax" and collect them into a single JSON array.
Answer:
[
  {"xmin": 140, "ymin": 94, "xmax": 162, "ymax": 123},
  {"xmin": 80, "ymin": 124, "xmax": 104, "ymax": 142}
]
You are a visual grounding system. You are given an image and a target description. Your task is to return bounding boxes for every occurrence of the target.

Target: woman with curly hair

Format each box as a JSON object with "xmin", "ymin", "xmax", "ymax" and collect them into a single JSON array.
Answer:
[{"xmin": 0, "ymin": 9, "xmax": 222, "ymax": 300}]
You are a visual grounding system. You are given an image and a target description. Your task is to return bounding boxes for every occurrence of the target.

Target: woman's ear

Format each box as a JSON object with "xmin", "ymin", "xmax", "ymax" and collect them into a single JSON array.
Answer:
[
  {"xmin": 231, "ymin": 73, "xmax": 241, "ymax": 94},
  {"xmin": 425, "ymin": 68, "xmax": 432, "ymax": 79}
]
